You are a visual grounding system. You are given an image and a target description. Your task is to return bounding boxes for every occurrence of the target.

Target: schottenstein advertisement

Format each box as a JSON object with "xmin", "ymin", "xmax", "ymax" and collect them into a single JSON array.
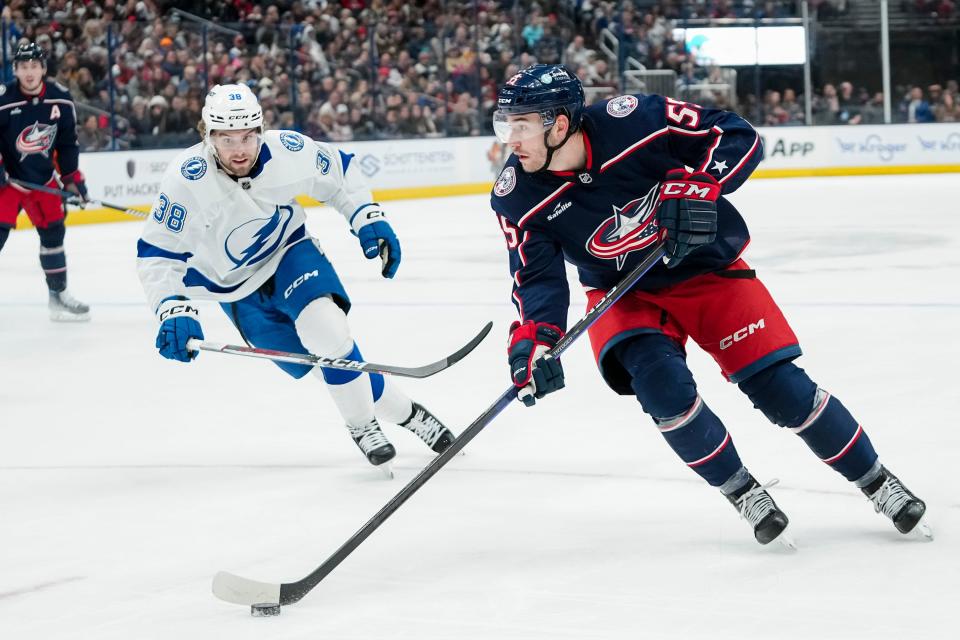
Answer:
[{"xmin": 15, "ymin": 122, "xmax": 960, "ymax": 228}]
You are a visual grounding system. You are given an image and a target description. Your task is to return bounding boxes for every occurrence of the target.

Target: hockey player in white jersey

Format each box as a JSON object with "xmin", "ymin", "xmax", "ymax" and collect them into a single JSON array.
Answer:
[{"xmin": 136, "ymin": 84, "xmax": 454, "ymax": 474}]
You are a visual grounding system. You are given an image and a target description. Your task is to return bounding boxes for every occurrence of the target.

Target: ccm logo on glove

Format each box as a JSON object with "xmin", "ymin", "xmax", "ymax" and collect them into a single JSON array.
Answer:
[
  {"xmin": 661, "ymin": 181, "xmax": 720, "ymax": 200},
  {"xmin": 158, "ymin": 303, "xmax": 199, "ymax": 322}
]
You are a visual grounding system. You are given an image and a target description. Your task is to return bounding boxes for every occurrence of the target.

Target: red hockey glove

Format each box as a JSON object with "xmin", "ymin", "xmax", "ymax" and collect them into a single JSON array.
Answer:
[
  {"xmin": 656, "ymin": 169, "xmax": 720, "ymax": 268},
  {"xmin": 61, "ymin": 170, "xmax": 89, "ymax": 202},
  {"xmin": 508, "ymin": 320, "xmax": 565, "ymax": 407}
]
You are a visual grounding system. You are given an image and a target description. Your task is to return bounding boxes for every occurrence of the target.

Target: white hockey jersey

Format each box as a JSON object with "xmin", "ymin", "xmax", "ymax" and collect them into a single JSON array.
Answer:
[{"xmin": 137, "ymin": 130, "xmax": 377, "ymax": 314}]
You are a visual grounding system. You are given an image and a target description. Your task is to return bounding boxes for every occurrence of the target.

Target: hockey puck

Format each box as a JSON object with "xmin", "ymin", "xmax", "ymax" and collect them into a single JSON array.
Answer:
[{"xmin": 251, "ymin": 603, "xmax": 281, "ymax": 617}]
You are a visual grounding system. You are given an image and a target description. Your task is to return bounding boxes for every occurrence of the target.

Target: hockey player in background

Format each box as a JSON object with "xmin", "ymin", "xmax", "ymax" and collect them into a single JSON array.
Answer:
[
  {"xmin": 491, "ymin": 65, "xmax": 930, "ymax": 545},
  {"xmin": 137, "ymin": 83, "xmax": 454, "ymax": 475},
  {"xmin": 0, "ymin": 42, "xmax": 90, "ymax": 321}
]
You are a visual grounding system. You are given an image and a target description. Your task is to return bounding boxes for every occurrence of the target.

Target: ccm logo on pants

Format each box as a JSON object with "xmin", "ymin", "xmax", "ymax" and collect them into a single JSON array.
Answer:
[
  {"xmin": 285, "ymin": 270, "xmax": 320, "ymax": 299},
  {"xmin": 720, "ymin": 318, "xmax": 765, "ymax": 350}
]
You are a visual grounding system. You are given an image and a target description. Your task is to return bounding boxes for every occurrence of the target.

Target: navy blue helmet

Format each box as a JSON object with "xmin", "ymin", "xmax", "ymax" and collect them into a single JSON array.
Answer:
[
  {"xmin": 494, "ymin": 64, "xmax": 585, "ymax": 142},
  {"xmin": 13, "ymin": 41, "xmax": 47, "ymax": 65}
]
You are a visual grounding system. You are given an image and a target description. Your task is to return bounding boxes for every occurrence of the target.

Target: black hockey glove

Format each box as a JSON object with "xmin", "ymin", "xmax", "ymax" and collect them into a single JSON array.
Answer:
[
  {"xmin": 656, "ymin": 169, "xmax": 719, "ymax": 268},
  {"xmin": 508, "ymin": 320, "xmax": 565, "ymax": 407}
]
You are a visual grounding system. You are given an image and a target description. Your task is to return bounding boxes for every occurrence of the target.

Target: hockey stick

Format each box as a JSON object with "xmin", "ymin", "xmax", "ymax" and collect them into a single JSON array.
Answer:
[
  {"xmin": 186, "ymin": 321, "xmax": 492, "ymax": 379},
  {"xmin": 211, "ymin": 242, "xmax": 667, "ymax": 611},
  {"xmin": 8, "ymin": 177, "xmax": 149, "ymax": 218}
]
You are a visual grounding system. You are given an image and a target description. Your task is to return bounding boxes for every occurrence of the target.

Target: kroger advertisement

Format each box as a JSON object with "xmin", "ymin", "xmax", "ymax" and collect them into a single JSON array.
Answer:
[{"xmin": 754, "ymin": 123, "xmax": 960, "ymax": 173}]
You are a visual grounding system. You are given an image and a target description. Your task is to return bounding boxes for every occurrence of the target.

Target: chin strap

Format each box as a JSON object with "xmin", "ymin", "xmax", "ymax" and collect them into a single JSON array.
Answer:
[{"xmin": 535, "ymin": 126, "xmax": 577, "ymax": 173}]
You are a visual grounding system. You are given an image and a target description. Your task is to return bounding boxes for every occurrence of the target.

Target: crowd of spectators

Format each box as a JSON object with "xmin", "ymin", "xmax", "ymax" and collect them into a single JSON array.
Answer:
[
  {"xmin": 0, "ymin": 0, "xmax": 957, "ymax": 153},
  {"xmin": 1, "ymin": 0, "xmax": 586, "ymax": 149},
  {"xmin": 905, "ymin": 1, "xmax": 956, "ymax": 21},
  {"xmin": 740, "ymin": 81, "xmax": 960, "ymax": 127}
]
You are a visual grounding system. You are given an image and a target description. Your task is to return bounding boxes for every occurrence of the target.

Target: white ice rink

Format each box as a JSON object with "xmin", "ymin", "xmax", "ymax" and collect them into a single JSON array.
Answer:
[{"xmin": 1, "ymin": 174, "xmax": 958, "ymax": 639}]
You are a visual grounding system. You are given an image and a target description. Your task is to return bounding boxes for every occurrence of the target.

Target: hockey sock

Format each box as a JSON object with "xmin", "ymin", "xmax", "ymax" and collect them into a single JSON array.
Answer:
[
  {"xmin": 655, "ymin": 396, "xmax": 745, "ymax": 487},
  {"xmin": 37, "ymin": 223, "xmax": 67, "ymax": 292},
  {"xmin": 372, "ymin": 377, "xmax": 415, "ymax": 424},
  {"xmin": 296, "ymin": 297, "xmax": 376, "ymax": 426},
  {"xmin": 309, "ymin": 342, "xmax": 377, "ymax": 426},
  {"xmin": 0, "ymin": 226, "xmax": 10, "ymax": 252},
  {"xmin": 789, "ymin": 390, "xmax": 879, "ymax": 482},
  {"xmin": 739, "ymin": 362, "xmax": 879, "ymax": 482},
  {"xmin": 615, "ymin": 334, "xmax": 745, "ymax": 487}
]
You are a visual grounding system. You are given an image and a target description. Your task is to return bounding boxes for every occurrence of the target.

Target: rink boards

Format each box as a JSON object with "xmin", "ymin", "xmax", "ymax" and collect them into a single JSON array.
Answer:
[{"xmin": 12, "ymin": 121, "xmax": 960, "ymax": 229}]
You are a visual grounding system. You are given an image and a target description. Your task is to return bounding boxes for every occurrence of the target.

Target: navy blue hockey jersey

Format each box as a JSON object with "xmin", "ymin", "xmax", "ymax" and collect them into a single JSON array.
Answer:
[
  {"xmin": 490, "ymin": 94, "xmax": 763, "ymax": 331},
  {"xmin": 0, "ymin": 79, "xmax": 80, "ymax": 184}
]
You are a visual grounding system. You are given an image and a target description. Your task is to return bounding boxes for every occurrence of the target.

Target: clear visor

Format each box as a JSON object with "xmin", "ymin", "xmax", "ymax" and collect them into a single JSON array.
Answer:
[
  {"xmin": 210, "ymin": 130, "xmax": 262, "ymax": 153},
  {"xmin": 492, "ymin": 111, "xmax": 553, "ymax": 144}
]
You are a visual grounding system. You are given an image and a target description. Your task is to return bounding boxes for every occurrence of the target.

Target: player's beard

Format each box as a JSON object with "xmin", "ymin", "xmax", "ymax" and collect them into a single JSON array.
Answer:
[
  {"xmin": 222, "ymin": 157, "xmax": 254, "ymax": 177},
  {"xmin": 19, "ymin": 76, "xmax": 43, "ymax": 95}
]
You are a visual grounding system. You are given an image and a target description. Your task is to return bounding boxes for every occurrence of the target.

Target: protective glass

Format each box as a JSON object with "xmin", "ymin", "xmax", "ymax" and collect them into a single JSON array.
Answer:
[
  {"xmin": 492, "ymin": 111, "xmax": 553, "ymax": 144},
  {"xmin": 211, "ymin": 131, "xmax": 262, "ymax": 153}
]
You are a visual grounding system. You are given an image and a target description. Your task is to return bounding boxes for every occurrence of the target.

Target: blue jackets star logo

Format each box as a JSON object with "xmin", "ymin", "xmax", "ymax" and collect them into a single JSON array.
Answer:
[{"xmin": 585, "ymin": 184, "xmax": 660, "ymax": 270}]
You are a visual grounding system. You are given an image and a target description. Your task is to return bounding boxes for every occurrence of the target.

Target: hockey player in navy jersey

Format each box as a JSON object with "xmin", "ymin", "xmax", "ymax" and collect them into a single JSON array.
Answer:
[
  {"xmin": 0, "ymin": 42, "xmax": 90, "ymax": 321},
  {"xmin": 137, "ymin": 84, "xmax": 454, "ymax": 476},
  {"xmin": 491, "ymin": 64, "xmax": 930, "ymax": 545}
]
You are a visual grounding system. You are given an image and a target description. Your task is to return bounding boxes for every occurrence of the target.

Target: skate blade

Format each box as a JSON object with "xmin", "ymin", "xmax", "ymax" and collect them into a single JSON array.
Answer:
[
  {"xmin": 773, "ymin": 526, "xmax": 798, "ymax": 552},
  {"xmin": 377, "ymin": 461, "xmax": 395, "ymax": 480},
  {"xmin": 50, "ymin": 311, "xmax": 91, "ymax": 323},
  {"xmin": 909, "ymin": 518, "xmax": 934, "ymax": 542}
]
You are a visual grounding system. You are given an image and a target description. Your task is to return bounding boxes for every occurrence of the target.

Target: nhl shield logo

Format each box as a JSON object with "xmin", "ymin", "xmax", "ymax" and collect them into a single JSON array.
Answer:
[
  {"xmin": 494, "ymin": 166, "xmax": 516, "ymax": 196},
  {"xmin": 606, "ymin": 95, "xmax": 639, "ymax": 118},
  {"xmin": 578, "ymin": 172, "xmax": 593, "ymax": 184}
]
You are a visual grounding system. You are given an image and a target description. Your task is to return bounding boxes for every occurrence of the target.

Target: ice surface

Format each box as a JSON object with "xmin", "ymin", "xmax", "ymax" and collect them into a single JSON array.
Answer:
[{"xmin": 1, "ymin": 174, "xmax": 957, "ymax": 639}]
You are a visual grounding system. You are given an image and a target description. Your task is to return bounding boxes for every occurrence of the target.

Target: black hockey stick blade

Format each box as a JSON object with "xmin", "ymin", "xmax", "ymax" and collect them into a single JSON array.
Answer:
[
  {"xmin": 212, "ymin": 244, "xmax": 665, "ymax": 609},
  {"xmin": 190, "ymin": 321, "xmax": 491, "ymax": 379}
]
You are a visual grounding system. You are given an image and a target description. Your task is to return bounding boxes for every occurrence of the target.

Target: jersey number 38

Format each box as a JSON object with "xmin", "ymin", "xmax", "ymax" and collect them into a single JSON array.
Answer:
[{"xmin": 152, "ymin": 193, "xmax": 188, "ymax": 233}]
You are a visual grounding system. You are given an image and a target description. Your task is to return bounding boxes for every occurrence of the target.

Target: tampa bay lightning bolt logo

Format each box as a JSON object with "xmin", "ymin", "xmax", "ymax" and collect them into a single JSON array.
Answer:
[
  {"xmin": 224, "ymin": 205, "xmax": 294, "ymax": 270},
  {"xmin": 585, "ymin": 184, "xmax": 660, "ymax": 270},
  {"xmin": 181, "ymin": 157, "xmax": 208, "ymax": 180},
  {"xmin": 279, "ymin": 131, "xmax": 304, "ymax": 152},
  {"xmin": 316, "ymin": 150, "xmax": 331, "ymax": 174}
]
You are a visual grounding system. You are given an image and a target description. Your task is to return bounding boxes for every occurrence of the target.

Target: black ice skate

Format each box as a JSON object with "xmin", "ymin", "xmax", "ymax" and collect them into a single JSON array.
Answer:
[
  {"xmin": 347, "ymin": 418, "xmax": 396, "ymax": 478},
  {"xmin": 399, "ymin": 402, "xmax": 456, "ymax": 454},
  {"xmin": 49, "ymin": 289, "xmax": 90, "ymax": 322},
  {"xmin": 862, "ymin": 467, "xmax": 932, "ymax": 540},
  {"xmin": 727, "ymin": 477, "xmax": 795, "ymax": 549}
]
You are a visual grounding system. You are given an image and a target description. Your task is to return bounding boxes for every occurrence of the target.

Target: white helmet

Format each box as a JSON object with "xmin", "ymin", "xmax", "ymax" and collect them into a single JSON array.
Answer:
[
  {"xmin": 202, "ymin": 83, "xmax": 263, "ymax": 132},
  {"xmin": 201, "ymin": 83, "xmax": 264, "ymax": 171}
]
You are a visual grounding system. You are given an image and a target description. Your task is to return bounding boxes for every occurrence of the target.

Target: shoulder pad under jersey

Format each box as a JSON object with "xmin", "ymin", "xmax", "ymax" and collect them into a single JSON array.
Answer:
[{"xmin": 44, "ymin": 80, "xmax": 72, "ymax": 99}]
